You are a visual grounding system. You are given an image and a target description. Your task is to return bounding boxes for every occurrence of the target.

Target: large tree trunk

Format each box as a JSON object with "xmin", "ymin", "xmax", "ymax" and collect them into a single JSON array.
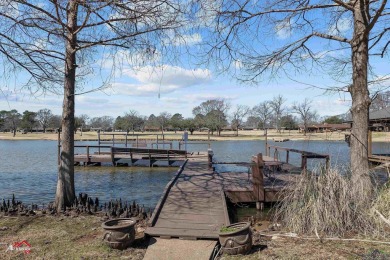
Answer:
[
  {"xmin": 55, "ymin": 2, "xmax": 78, "ymax": 212},
  {"xmin": 349, "ymin": 4, "xmax": 372, "ymax": 193}
]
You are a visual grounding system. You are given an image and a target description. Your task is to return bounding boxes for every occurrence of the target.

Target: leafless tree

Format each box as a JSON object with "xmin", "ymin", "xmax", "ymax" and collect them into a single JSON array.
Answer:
[
  {"xmin": 36, "ymin": 108, "xmax": 53, "ymax": 133},
  {"xmin": 252, "ymin": 101, "xmax": 273, "ymax": 135},
  {"xmin": 292, "ymin": 99, "xmax": 317, "ymax": 136},
  {"xmin": 231, "ymin": 105, "xmax": 250, "ymax": 136},
  {"xmin": 75, "ymin": 114, "xmax": 89, "ymax": 136},
  {"xmin": 194, "ymin": 0, "xmax": 390, "ymax": 190},
  {"xmin": 192, "ymin": 99, "xmax": 230, "ymax": 135},
  {"xmin": 157, "ymin": 111, "xmax": 172, "ymax": 134},
  {"xmin": 0, "ymin": 0, "xmax": 184, "ymax": 211},
  {"xmin": 271, "ymin": 95, "xmax": 286, "ymax": 133},
  {"xmin": 123, "ymin": 110, "xmax": 144, "ymax": 134},
  {"xmin": 90, "ymin": 116, "xmax": 114, "ymax": 131}
]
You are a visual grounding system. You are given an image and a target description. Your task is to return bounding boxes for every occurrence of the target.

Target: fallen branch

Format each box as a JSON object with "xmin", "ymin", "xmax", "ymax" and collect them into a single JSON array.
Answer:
[{"xmin": 373, "ymin": 209, "xmax": 390, "ymax": 227}]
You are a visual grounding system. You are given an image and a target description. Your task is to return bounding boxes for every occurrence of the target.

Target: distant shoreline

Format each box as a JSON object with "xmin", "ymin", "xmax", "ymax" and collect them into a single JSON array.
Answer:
[{"xmin": 1, "ymin": 129, "xmax": 389, "ymax": 142}]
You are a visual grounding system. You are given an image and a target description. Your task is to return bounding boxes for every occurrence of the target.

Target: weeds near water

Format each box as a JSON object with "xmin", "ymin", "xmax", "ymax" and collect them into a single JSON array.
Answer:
[{"xmin": 274, "ymin": 166, "xmax": 386, "ymax": 237}]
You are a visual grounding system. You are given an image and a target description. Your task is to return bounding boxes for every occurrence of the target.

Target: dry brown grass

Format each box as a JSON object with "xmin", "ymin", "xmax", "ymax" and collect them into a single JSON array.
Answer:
[
  {"xmin": 274, "ymin": 167, "xmax": 383, "ymax": 237},
  {"xmin": 0, "ymin": 214, "xmax": 148, "ymax": 259},
  {"xmin": 0, "ymin": 129, "xmax": 354, "ymax": 142},
  {"xmin": 371, "ymin": 182, "xmax": 390, "ymax": 229}
]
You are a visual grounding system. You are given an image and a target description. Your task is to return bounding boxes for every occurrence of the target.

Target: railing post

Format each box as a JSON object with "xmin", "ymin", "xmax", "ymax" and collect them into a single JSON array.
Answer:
[
  {"xmin": 301, "ymin": 154, "xmax": 307, "ymax": 172},
  {"xmin": 286, "ymin": 151, "xmax": 289, "ymax": 164},
  {"xmin": 251, "ymin": 153, "xmax": 264, "ymax": 211},
  {"xmin": 208, "ymin": 149, "xmax": 214, "ymax": 169},
  {"xmin": 125, "ymin": 133, "xmax": 128, "ymax": 147},
  {"xmin": 157, "ymin": 135, "xmax": 159, "ymax": 149},
  {"xmin": 110, "ymin": 147, "xmax": 115, "ymax": 166},
  {"xmin": 136, "ymin": 135, "xmax": 139, "ymax": 148},
  {"xmin": 208, "ymin": 130, "xmax": 211, "ymax": 149},
  {"xmin": 86, "ymin": 146, "xmax": 90, "ymax": 165}
]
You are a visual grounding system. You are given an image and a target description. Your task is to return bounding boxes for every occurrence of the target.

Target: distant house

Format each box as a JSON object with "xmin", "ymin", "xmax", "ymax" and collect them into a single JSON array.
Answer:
[
  {"xmin": 344, "ymin": 108, "xmax": 390, "ymax": 132},
  {"xmin": 143, "ymin": 126, "xmax": 160, "ymax": 132},
  {"xmin": 299, "ymin": 123, "xmax": 351, "ymax": 133},
  {"xmin": 368, "ymin": 108, "xmax": 390, "ymax": 131}
]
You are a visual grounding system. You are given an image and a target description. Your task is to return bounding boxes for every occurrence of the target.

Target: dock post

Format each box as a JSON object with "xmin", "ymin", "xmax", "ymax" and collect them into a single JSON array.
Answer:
[
  {"xmin": 265, "ymin": 128, "xmax": 268, "ymax": 156},
  {"xmin": 183, "ymin": 131, "xmax": 188, "ymax": 152},
  {"xmin": 125, "ymin": 133, "xmax": 128, "ymax": 147},
  {"xmin": 86, "ymin": 146, "xmax": 90, "ymax": 165},
  {"xmin": 208, "ymin": 130, "xmax": 211, "ymax": 149},
  {"xmin": 251, "ymin": 153, "xmax": 264, "ymax": 211},
  {"xmin": 208, "ymin": 149, "xmax": 214, "ymax": 169},
  {"xmin": 301, "ymin": 155, "xmax": 307, "ymax": 172},
  {"xmin": 286, "ymin": 151, "xmax": 290, "ymax": 164},
  {"xmin": 98, "ymin": 130, "xmax": 101, "ymax": 154},
  {"xmin": 110, "ymin": 147, "xmax": 115, "ymax": 166}
]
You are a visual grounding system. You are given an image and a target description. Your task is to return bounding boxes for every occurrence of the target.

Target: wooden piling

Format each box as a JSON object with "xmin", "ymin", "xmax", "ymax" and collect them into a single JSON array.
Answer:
[{"xmin": 251, "ymin": 153, "xmax": 264, "ymax": 210}]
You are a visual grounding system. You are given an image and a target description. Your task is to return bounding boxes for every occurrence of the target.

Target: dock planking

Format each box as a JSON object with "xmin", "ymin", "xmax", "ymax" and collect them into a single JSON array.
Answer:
[
  {"xmin": 146, "ymin": 160, "xmax": 230, "ymax": 240},
  {"xmin": 145, "ymin": 152, "xmax": 307, "ymax": 240}
]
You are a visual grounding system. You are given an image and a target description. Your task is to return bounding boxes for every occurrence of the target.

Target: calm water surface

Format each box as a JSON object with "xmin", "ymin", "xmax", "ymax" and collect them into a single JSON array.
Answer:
[{"xmin": 1, "ymin": 139, "xmax": 389, "ymax": 206}]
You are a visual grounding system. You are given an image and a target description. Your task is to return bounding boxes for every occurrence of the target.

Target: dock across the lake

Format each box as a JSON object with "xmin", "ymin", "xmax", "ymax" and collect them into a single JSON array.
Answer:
[{"xmin": 73, "ymin": 145, "xmax": 207, "ymax": 167}]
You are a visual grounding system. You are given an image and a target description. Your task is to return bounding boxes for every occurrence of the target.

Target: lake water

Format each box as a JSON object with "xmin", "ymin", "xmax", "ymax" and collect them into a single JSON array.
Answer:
[{"xmin": 1, "ymin": 139, "xmax": 389, "ymax": 208}]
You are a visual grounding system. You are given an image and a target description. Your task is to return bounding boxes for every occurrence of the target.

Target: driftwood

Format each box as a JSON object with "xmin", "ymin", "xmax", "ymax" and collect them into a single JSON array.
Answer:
[{"xmin": 373, "ymin": 209, "xmax": 390, "ymax": 227}]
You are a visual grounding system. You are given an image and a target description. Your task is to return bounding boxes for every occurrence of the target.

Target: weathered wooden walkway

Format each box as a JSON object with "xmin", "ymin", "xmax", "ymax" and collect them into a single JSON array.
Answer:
[
  {"xmin": 145, "ymin": 153, "xmax": 305, "ymax": 240},
  {"xmin": 146, "ymin": 158, "xmax": 230, "ymax": 239}
]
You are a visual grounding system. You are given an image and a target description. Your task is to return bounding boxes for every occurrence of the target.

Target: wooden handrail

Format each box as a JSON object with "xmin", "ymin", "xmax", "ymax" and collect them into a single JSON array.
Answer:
[{"xmin": 266, "ymin": 144, "xmax": 330, "ymax": 171}]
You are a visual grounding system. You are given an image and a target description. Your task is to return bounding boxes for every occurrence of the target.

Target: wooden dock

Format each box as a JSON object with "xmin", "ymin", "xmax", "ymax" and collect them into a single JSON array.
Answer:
[
  {"xmin": 73, "ymin": 146, "xmax": 191, "ymax": 167},
  {"xmin": 146, "ymin": 159, "xmax": 230, "ymax": 239},
  {"xmin": 145, "ymin": 152, "xmax": 309, "ymax": 240}
]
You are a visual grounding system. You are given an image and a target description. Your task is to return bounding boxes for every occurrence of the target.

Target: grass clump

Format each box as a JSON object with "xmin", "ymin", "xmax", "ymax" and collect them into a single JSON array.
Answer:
[
  {"xmin": 274, "ymin": 167, "xmax": 381, "ymax": 237},
  {"xmin": 220, "ymin": 226, "xmax": 239, "ymax": 233}
]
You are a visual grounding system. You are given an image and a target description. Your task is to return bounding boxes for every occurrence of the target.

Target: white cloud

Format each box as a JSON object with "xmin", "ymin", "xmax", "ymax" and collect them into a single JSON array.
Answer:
[
  {"xmin": 171, "ymin": 33, "xmax": 202, "ymax": 46},
  {"xmin": 76, "ymin": 96, "xmax": 110, "ymax": 104},
  {"xmin": 275, "ymin": 19, "xmax": 292, "ymax": 39},
  {"xmin": 113, "ymin": 65, "xmax": 212, "ymax": 96}
]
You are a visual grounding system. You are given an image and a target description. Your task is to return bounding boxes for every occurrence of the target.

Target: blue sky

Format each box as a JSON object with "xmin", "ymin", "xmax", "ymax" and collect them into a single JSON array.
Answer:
[
  {"xmin": 0, "ymin": 66, "xmax": 353, "ymax": 119},
  {"xmin": 1, "ymin": 1, "xmax": 389, "ymax": 120}
]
